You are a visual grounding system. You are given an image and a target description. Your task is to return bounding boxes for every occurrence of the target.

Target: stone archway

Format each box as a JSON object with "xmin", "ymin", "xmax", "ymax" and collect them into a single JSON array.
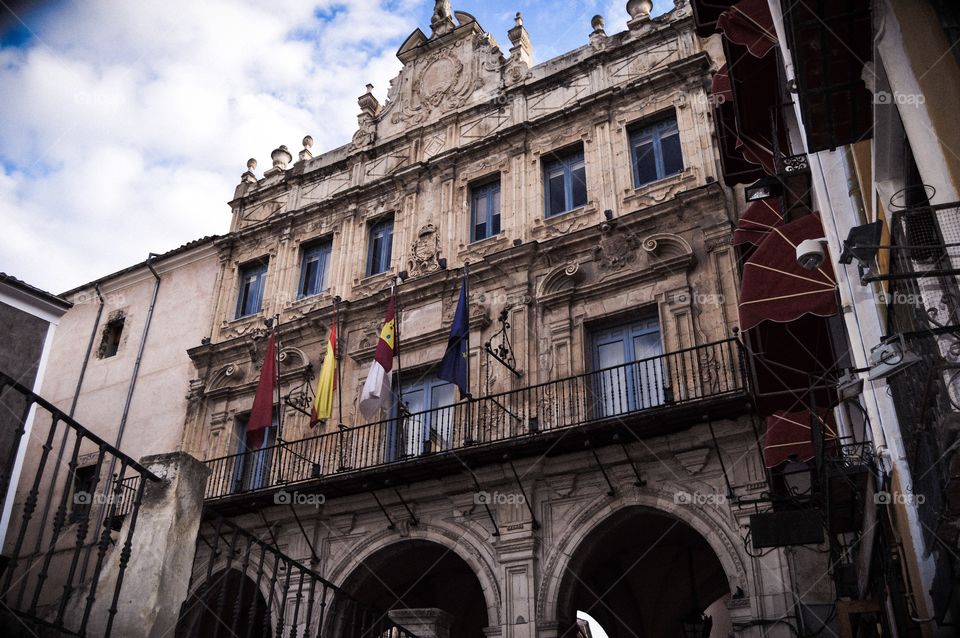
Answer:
[
  {"xmin": 547, "ymin": 505, "xmax": 739, "ymax": 638},
  {"xmin": 175, "ymin": 568, "xmax": 271, "ymax": 638},
  {"xmin": 331, "ymin": 539, "xmax": 490, "ymax": 637}
]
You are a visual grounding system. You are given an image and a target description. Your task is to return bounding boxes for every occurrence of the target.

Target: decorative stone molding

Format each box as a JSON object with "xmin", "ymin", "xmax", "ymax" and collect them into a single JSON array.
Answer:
[
  {"xmin": 408, "ymin": 223, "xmax": 443, "ymax": 278},
  {"xmin": 594, "ymin": 220, "xmax": 641, "ymax": 271},
  {"xmin": 674, "ymin": 447, "xmax": 711, "ymax": 475}
]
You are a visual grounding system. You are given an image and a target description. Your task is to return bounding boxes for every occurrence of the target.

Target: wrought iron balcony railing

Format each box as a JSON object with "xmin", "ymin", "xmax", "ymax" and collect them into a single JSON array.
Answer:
[{"xmin": 205, "ymin": 338, "xmax": 749, "ymax": 502}]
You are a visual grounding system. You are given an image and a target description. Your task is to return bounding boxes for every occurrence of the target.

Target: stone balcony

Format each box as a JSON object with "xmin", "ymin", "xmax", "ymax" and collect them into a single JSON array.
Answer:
[{"xmin": 203, "ymin": 338, "xmax": 751, "ymax": 511}]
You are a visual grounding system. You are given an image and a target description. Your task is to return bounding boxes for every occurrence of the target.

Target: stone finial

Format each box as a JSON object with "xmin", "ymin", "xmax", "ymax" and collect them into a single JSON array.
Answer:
[
  {"xmin": 430, "ymin": 0, "xmax": 455, "ymax": 37},
  {"xmin": 627, "ymin": 0, "xmax": 654, "ymax": 23},
  {"xmin": 241, "ymin": 158, "xmax": 257, "ymax": 183},
  {"xmin": 508, "ymin": 12, "xmax": 533, "ymax": 67},
  {"xmin": 358, "ymin": 83, "xmax": 381, "ymax": 117},
  {"xmin": 299, "ymin": 135, "xmax": 314, "ymax": 161},
  {"xmin": 264, "ymin": 145, "xmax": 292, "ymax": 177},
  {"xmin": 591, "ymin": 14, "xmax": 605, "ymax": 33}
]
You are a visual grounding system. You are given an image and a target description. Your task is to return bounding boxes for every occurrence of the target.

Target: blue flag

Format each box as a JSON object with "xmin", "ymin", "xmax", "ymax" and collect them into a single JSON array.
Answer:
[{"xmin": 438, "ymin": 279, "xmax": 469, "ymax": 397}]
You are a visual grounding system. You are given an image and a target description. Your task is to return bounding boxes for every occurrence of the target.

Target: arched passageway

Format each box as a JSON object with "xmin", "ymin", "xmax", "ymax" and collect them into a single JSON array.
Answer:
[
  {"xmin": 336, "ymin": 539, "xmax": 489, "ymax": 638},
  {"xmin": 175, "ymin": 568, "xmax": 271, "ymax": 638},
  {"xmin": 556, "ymin": 507, "xmax": 731, "ymax": 638}
]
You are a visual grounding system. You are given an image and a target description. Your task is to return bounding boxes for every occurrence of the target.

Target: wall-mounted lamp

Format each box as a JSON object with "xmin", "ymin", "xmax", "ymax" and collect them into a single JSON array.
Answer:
[
  {"xmin": 795, "ymin": 237, "xmax": 829, "ymax": 271},
  {"xmin": 867, "ymin": 334, "xmax": 920, "ymax": 380},
  {"xmin": 745, "ymin": 176, "xmax": 783, "ymax": 202},
  {"xmin": 438, "ymin": 257, "xmax": 448, "ymax": 269}
]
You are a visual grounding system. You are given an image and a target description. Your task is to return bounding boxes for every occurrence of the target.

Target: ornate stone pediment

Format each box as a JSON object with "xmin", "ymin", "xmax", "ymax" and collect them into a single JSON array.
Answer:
[{"xmin": 368, "ymin": 9, "xmax": 504, "ymax": 141}]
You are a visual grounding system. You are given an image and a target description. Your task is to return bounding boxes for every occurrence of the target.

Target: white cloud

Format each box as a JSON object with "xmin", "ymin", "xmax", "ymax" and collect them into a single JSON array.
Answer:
[{"xmin": 0, "ymin": 0, "xmax": 418, "ymax": 292}]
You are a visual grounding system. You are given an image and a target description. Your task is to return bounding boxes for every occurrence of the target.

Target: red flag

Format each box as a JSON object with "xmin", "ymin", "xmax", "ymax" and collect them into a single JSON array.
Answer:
[{"xmin": 247, "ymin": 330, "xmax": 276, "ymax": 449}]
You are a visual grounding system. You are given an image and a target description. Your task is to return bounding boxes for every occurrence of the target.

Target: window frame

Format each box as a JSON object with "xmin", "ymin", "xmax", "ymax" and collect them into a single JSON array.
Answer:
[
  {"xmin": 391, "ymin": 374, "xmax": 456, "ymax": 459},
  {"xmin": 233, "ymin": 413, "xmax": 277, "ymax": 492},
  {"xmin": 235, "ymin": 258, "xmax": 268, "ymax": 320},
  {"xmin": 628, "ymin": 114, "xmax": 683, "ymax": 188},
  {"xmin": 298, "ymin": 239, "xmax": 333, "ymax": 299},
  {"xmin": 366, "ymin": 216, "xmax": 394, "ymax": 277},
  {"xmin": 543, "ymin": 145, "xmax": 588, "ymax": 217},
  {"xmin": 590, "ymin": 316, "xmax": 664, "ymax": 416},
  {"xmin": 470, "ymin": 178, "xmax": 502, "ymax": 243}
]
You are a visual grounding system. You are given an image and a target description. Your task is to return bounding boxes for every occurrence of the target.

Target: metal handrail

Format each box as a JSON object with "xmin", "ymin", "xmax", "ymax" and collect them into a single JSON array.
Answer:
[{"xmin": 205, "ymin": 338, "xmax": 748, "ymax": 500}]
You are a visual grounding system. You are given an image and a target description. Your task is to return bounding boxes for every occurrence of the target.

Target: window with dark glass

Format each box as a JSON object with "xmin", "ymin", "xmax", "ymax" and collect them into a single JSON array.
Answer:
[
  {"xmin": 99, "ymin": 316, "xmax": 124, "ymax": 358},
  {"xmin": 591, "ymin": 316, "xmax": 663, "ymax": 417},
  {"xmin": 470, "ymin": 179, "xmax": 501, "ymax": 242},
  {"xmin": 393, "ymin": 375, "xmax": 456, "ymax": 458},
  {"xmin": 235, "ymin": 259, "xmax": 268, "ymax": 319},
  {"xmin": 233, "ymin": 413, "xmax": 276, "ymax": 492},
  {"xmin": 629, "ymin": 115, "xmax": 683, "ymax": 187},
  {"xmin": 298, "ymin": 240, "xmax": 332, "ymax": 299},
  {"xmin": 366, "ymin": 217, "xmax": 394, "ymax": 277},
  {"xmin": 543, "ymin": 145, "xmax": 587, "ymax": 217},
  {"xmin": 70, "ymin": 465, "xmax": 97, "ymax": 523}
]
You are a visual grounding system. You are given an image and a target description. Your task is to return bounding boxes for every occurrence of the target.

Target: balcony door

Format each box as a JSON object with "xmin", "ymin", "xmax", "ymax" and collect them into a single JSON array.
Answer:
[
  {"xmin": 233, "ymin": 414, "xmax": 276, "ymax": 493},
  {"xmin": 392, "ymin": 376, "xmax": 456, "ymax": 459},
  {"xmin": 592, "ymin": 317, "xmax": 664, "ymax": 418}
]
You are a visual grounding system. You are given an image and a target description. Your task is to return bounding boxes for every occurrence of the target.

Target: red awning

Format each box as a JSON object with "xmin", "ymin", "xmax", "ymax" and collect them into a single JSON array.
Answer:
[
  {"xmin": 733, "ymin": 198, "xmax": 783, "ymax": 247},
  {"xmin": 723, "ymin": 39, "xmax": 785, "ymax": 176},
  {"xmin": 691, "ymin": 0, "xmax": 737, "ymax": 37},
  {"xmin": 717, "ymin": 0, "xmax": 778, "ymax": 58},
  {"xmin": 711, "ymin": 65, "xmax": 765, "ymax": 187},
  {"xmin": 745, "ymin": 314, "xmax": 840, "ymax": 416},
  {"xmin": 739, "ymin": 212, "xmax": 838, "ymax": 331},
  {"xmin": 764, "ymin": 408, "xmax": 838, "ymax": 468}
]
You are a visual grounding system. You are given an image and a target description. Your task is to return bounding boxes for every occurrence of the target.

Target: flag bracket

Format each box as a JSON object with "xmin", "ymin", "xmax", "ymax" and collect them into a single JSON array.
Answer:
[
  {"xmin": 484, "ymin": 309, "xmax": 522, "ymax": 378},
  {"xmin": 506, "ymin": 457, "xmax": 540, "ymax": 530},
  {"xmin": 283, "ymin": 364, "xmax": 316, "ymax": 418}
]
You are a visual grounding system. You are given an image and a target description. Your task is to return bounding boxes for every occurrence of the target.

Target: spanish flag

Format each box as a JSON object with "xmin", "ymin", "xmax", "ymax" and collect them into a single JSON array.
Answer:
[
  {"xmin": 310, "ymin": 317, "xmax": 337, "ymax": 426},
  {"xmin": 359, "ymin": 296, "xmax": 396, "ymax": 419}
]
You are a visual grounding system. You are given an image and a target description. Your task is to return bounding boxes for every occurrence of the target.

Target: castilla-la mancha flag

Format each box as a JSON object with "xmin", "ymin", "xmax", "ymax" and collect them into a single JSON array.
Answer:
[
  {"xmin": 246, "ymin": 330, "xmax": 277, "ymax": 449},
  {"xmin": 359, "ymin": 296, "xmax": 397, "ymax": 419},
  {"xmin": 310, "ymin": 317, "xmax": 337, "ymax": 426}
]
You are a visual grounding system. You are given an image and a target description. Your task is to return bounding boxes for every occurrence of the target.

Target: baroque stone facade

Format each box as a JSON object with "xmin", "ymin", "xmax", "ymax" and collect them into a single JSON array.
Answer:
[{"xmin": 177, "ymin": 2, "xmax": 815, "ymax": 637}]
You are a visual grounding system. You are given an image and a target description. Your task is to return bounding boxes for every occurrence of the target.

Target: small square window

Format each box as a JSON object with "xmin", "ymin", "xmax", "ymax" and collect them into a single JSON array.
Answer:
[
  {"xmin": 629, "ymin": 114, "xmax": 683, "ymax": 188},
  {"xmin": 298, "ymin": 240, "xmax": 332, "ymax": 299},
  {"xmin": 98, "ymin": 316, "xmax": 124, "ymax": 358},
  {"xmin": 543, "ymin": 145, "xmax": 587, "ymax": 217},
  {"xmin": 235, "ymin": 259, "xmax": 268, "ymax": 319},
  {"xmin": 470, "ymin": 179, "xmax": 501, "ymax": 242},
  {"xmin": 367, "ymin": 217, "xmax": 394, "ymax": 277}
]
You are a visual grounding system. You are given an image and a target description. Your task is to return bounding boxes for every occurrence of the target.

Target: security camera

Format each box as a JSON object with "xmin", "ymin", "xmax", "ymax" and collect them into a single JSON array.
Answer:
[{"xmin": 796, "ymin": 238, "xmax": 828, "ymax": 271}]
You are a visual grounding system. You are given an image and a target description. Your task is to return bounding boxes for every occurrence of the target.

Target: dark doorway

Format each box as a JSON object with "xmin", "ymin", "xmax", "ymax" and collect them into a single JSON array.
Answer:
[
  {"xmin": 335, "ymin": 539, "xmax": 488, "ymax": 637},
  {"xmin": 556, "ymin": 507, "xmax": 730, "ymax": 638},
  {"xmin": 176, "ymin": 568, "xmax": 270, "ymax": 638}
]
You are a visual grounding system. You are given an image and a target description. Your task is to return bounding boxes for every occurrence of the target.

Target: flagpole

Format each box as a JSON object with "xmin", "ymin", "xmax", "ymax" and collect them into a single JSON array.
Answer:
[
  {"xmin": 392, "ymin": 282, "xmax": 405, "ymax": 412},
  {"xmin": 334, "ymin": 296, "xmax": 344, "ymax": 428},
  {"xmin": 464, "ymin": 261, "xmax": 472, "ymax": 401},
  {"xmin": 271, "ymin": 315, "xmax": 282, "ymax": 442}
]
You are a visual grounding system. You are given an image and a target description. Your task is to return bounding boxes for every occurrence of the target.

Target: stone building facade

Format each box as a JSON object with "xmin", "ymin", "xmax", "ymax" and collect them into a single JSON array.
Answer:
[{"xmin": 176, "ymin": 2, "xmax": 823, "ymax": 637}]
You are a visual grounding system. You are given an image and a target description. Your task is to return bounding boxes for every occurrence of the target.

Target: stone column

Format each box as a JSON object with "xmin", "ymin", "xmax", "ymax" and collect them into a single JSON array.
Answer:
[
  {"xmin": 70, "ymin": 452, "xmax": 209, "ymax": 638},
  {"xmin": 389, "ymin": 608, "xmax": 454, "ymax": 638}
]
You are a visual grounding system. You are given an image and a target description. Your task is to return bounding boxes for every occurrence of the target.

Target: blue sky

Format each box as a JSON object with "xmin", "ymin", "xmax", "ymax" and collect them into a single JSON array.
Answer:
[{"xmin": 0, "ymin": 0, "xmax": 672, "ymax": 293}]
